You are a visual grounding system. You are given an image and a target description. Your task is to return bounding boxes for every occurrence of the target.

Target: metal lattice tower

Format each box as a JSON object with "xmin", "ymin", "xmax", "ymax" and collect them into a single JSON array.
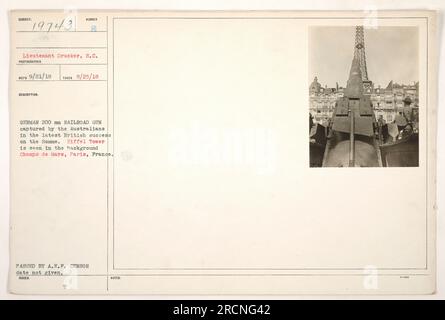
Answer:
[{"xmin": 353, "ymin": 26, "xmax": 369, "ymax": 82}]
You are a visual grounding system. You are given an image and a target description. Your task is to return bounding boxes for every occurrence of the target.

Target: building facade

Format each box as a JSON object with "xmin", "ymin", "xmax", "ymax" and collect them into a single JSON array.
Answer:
[{"xmin": 309, "ymin": 77, "xmax": 419, "ymax": 124}]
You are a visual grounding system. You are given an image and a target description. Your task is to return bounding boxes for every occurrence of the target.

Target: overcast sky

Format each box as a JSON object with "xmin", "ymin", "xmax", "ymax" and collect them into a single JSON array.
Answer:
[{"xmin": 309, "ymin": 26, "xmax": 419, "ymax": 88}]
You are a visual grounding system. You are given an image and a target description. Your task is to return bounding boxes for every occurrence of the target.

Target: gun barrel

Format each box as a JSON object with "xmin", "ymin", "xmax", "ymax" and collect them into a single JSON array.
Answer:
[{"xmin": 349, "ymin": 108, "xmax": 355, "ymax": 167}]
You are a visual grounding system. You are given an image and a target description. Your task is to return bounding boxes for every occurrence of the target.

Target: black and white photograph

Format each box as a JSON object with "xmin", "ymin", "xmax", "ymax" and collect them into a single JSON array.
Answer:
[{"xmin": 309, "ymin": 26, "xmax": 419, "ymax": 167}]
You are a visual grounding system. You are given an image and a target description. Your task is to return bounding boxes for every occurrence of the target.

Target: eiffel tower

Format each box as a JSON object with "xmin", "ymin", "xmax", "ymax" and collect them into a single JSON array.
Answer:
[{"xmin": 353, "ymin": 26, "xmax": 373, "ymax": 94}]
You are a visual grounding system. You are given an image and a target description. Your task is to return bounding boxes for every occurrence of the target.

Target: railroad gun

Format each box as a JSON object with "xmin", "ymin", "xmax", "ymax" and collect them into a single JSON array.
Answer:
[{"xmin": 322, "ymin": 55, "xmax": 381, "ymax": 167}]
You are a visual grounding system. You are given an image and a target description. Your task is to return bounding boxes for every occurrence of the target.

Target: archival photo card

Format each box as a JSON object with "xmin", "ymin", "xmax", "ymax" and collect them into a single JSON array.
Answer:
[{"xmin": 8, "ymin": 10, "xmax": 437, "ymax": 295}]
